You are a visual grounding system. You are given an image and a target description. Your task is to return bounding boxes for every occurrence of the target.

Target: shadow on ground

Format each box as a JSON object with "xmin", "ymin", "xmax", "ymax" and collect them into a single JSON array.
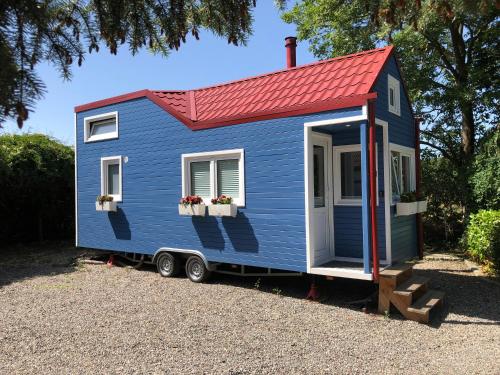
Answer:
[{"xmin": 0, "ymin": 242, "xmax": 104, "ymax": 288}]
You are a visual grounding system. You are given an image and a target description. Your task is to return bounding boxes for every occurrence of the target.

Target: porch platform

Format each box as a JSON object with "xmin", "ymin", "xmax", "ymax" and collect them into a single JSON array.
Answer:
[{"xmin": 310, "ymin": 261, "xmax": 373, "ymax": 281}]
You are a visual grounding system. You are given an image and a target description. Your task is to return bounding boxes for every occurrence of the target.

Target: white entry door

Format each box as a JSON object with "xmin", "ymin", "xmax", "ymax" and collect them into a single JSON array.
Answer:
[{"xmin": 311, "ymin": 132, "xmax": 333, "ymax": 266}]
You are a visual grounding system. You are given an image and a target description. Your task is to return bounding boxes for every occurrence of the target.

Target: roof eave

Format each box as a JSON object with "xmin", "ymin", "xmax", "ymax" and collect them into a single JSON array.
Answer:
[{"xmin": 75, "ymin": 90, "xmax": 376, "ymax": 130}]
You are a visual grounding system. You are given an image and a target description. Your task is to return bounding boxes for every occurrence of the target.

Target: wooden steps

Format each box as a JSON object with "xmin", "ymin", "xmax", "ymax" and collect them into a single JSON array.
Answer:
[{"xmin": 378, "ymin": 264, "xmax": 444, "ymax": 323}]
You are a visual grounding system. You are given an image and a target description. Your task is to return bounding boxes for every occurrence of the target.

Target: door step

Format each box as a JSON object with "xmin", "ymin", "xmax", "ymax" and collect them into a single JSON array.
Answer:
[
  {"xmin": 378, "ymin": 263, "xmax": 444, "ymax": 323},
  {"xmin": 393, "ymin": 275, "xmax": 429, "ymax": 305}
]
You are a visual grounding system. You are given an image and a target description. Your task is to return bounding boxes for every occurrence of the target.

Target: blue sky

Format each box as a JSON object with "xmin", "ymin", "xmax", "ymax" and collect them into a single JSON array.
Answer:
[{"xmin": 2, "ymin": 2, "xmax": 315, "ymax": 144}]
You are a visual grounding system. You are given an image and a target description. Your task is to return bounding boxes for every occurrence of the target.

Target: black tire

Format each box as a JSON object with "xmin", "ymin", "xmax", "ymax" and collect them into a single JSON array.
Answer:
[
  {"xmin": 185, "ymin": 256, "xmax": 211, "ymax": 283},
  {"xmin": 156, "ymin": 252, "xmax": 180, "ymax": 277}
]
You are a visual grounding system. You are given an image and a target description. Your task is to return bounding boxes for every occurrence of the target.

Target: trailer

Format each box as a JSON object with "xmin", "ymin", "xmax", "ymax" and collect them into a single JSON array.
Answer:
[{"xmin": 74, "ymin": 39, "xmax": 443, "ymax": 321}]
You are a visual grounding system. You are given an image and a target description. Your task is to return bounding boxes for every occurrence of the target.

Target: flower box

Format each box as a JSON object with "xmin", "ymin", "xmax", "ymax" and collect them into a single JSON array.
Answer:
[
  {"xmin": 95, "ymin": 201, "xmax": 117, "ymax": 212},
  {"xmin": 417, "ymin": 200, "xmax": 427, "ymax": 213},
  {"xmin": 208, "ymin": 204, "xmax": 238, "ymax": 217},
  {"xmin": 396, "ymin": 202, "xmax": 418, "ymax": 216},
  {"xmin": 178, "ymin": 204, "xmax": 206, "ymax": 216}
]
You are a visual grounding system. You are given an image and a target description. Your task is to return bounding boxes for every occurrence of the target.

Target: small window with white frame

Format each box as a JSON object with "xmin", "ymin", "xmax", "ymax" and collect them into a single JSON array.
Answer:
[
  {"xmin": 390, "ymin": 144, "xmax": 415, "ymax": 202},
  {"xmin": 333, "ymin": 144, "xmax": 378, "ymax": 205},
  {"xmin": 84, "ymin": 111, "xmax": 118, "ymax": 142},
  {"xmin": 182, "ymin": 149, "xmax": 245, "ymax": 206},
  {"xmin": 388, "ymin": 74, "xmax": 401, "ymax": 116},
  {"xmin": 101, "ymin": 156, "xmax": 122, "ymax": 202}
]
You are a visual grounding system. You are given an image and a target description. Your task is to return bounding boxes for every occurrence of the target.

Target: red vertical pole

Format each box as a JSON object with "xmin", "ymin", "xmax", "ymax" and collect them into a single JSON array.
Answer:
[
  {"xmin": 415, "ymin": 118, "xmax": 424, "ymax": 259},
  {"xmin": 368, "ymin": 100, "xmax": 379, "ymax": 282}
]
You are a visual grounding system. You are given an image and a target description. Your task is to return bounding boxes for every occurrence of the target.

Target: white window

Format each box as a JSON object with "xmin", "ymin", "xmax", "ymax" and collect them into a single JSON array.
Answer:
[
  {"xmin": 390, "ymin": 144, "xmax": 415, "ymax": 202},
  {"xmin": 101, "ymin": 156, "xmax": 122, "ymax": 202},
  {"xmin": 388, "ymin": 75, "xmax": 401, "ymax": 116},
  {"xmin": 84, "ymin": 112, "xmax": 118, "ymax": 142},
  {"xmin": 333, "ymin": 144, "xmax": 378, "ymax": 206},
  {"xmin": 182, "ymin": 149, "xmax": 245, "ymax": 206}
]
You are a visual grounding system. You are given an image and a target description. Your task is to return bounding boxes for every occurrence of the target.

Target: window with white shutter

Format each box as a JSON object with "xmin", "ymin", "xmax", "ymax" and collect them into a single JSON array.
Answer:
[{"xmin": 182, "ymin": 149, "xmax": 245, "ymax": 206}]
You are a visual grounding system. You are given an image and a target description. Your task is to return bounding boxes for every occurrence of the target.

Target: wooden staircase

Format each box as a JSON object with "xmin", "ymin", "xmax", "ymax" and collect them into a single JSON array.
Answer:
[{"xmin": 378, "ymin": 263, "xmax": 445, "ymax": 323}]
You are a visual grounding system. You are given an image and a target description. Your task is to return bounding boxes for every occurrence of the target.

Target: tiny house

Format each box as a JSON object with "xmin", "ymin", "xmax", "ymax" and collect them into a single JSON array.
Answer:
[{"xmin": 75, "ymin": 39, "xmax": 425, "ymax": 284}]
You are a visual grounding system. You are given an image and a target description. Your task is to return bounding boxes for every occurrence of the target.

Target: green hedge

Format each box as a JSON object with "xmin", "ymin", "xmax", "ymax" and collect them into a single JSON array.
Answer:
[
  {"xmin": 463, "ymin": 210, "xmax": 500, "ymax": 273},
  {"xmin": 0, "ymin": 134, "xmax": 74, "ymax": 245}
]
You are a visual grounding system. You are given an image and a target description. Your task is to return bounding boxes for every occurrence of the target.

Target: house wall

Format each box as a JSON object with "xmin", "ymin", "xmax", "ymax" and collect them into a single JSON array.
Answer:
[
  {"xmin": 76, "ymin": 98, "xmax": 362, "ymax": 272},
  {"xmin": 374, "ymin": 56, "xmax": 417, "ymax": 262}
]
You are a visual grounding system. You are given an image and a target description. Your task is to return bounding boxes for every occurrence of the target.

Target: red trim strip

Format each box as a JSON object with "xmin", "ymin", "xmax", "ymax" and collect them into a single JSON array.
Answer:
[
  {"xmin": 74, "ymin": 90, "xmax": 150, "ymax": 113},
  {"xmin": 189, "ymin": 93, "xmax": 377, "ymax": 130},
  {"xmin": 368, "ymin": 100, "xmax": 379, "ymax": 282},
  {"xmin": 75, "ymin": 90, "xmax": 377, "ymax": 130}
]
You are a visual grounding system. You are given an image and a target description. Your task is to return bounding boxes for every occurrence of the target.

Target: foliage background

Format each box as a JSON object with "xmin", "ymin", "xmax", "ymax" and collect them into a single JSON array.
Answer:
[{"xmin": 0, "ymin": 134, "xmax": 74, "ymax": 245}]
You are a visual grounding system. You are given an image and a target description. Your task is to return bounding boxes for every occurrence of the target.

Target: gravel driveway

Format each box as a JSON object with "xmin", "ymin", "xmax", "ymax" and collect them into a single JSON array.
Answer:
[{"xmin": 1, "ymin": 243, "xmax": 499, "ymax": 374}]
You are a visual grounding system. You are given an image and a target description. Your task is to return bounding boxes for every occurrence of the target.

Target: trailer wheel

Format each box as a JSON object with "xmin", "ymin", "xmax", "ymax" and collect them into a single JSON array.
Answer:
[
  {"xmin": 156, "ymin": 252, "xmax": 179, "ymax": 277},
  {"xmin": 185, "ymin": 256, "xmax": 211, "ymax": 283}
]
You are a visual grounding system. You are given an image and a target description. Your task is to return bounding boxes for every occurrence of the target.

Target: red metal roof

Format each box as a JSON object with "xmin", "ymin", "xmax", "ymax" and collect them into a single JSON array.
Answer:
[{"xmin": 75, "ymin": 46, "xmax": 393, "ymax": 130}]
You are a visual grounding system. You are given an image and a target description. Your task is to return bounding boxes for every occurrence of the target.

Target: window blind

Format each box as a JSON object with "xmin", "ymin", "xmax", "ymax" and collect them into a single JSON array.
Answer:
[
  {"xmin": 217, "ymin": 159, "xmax": 239, "ymax": 198},
  {"xmin": 190, "ymin": 161, "xmax": 211, "ymax": 197}
]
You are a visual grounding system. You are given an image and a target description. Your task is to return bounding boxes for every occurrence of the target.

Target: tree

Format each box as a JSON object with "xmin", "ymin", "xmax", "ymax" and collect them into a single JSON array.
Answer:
[
  {"xmin": 281, "ymin": 2, "xmax": 497, "ymax": 156},
  {"xmin": 0, "ymin": 0, "xmax": 256, "ymax": 127},
  {"xmin": 471, "ymin": 125, "xmax": 500, "ymax": 210},
  {"xmin": 0, "ymin": 134, "xmax": 74, "ymax": 244},
  {"xmin": 280, "ymin": 0, "xmax": 499, "ymax": 216}
]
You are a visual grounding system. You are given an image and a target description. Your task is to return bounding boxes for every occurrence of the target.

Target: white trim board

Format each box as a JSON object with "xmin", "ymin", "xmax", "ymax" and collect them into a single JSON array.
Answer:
[
  {"xmin": 304, "ymin": 105, "xmax": 367, "ymax": 127},
  {"xmin": 74, "ymin": 113, "xmax": 78, "ymax": 247},
  {"xmin": 304, "ymin": 127, "xmax": 313, "ymax": 273},
  {"xmin": 310, "ymin": 266, "xmax": 373, "ymax": 280},
  {"xmin": 375, "ymin": 117, "xmax": 392, "ymax": 265}
]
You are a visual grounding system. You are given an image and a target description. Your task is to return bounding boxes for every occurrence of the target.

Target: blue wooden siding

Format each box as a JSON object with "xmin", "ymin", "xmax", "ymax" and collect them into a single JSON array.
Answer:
[
  {"xmin": 324, "ymin": 125, "xmax": 387, "ymax": 260},
  {"xmin": 76, "ymin": 98, "xmax": 362, "ymax": 272},
  {"xmin": 373, "ymin": 55, "xmax": 418, "ymax": 262},
  {"xmin": 391, "ymin": 212, "xmax": 417, "ymax": 262}
]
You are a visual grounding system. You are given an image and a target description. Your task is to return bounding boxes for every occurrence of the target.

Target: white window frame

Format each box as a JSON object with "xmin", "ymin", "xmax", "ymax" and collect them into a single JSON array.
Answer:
[
  {"xmin": 387, "ymin": 74, "xmax": 401, "ymax": 116},
  {"xmin": 333, "ymin": 144, "xmax": 378, "ymax": 206},
  {"xmin": 84, "ymin": 111, "xmax": 119, "ymax": 143},
  {"xmin": 389, "ymin": 143, "xmax": 415, "ymax": 204},
  {"xmin": 101, "ymin": 156, "xmax": 122, "ymax": 202},
  {"xmin": 181, "ymin": 149, "xmax": 245, "ymax": 207}
]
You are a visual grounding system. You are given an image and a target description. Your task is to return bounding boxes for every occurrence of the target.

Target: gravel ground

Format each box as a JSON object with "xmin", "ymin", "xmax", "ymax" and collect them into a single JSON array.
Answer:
[{"xmin": 0, "ymin": 243, "xmax": 499, "ymax": 374}]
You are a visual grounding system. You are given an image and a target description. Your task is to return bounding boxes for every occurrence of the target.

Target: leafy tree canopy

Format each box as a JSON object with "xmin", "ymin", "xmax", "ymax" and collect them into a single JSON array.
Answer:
[
  {"xmin": 280, "ymin": 0, "xmax": 499, "ymax": 163},
  {"xmin": 0, "ymin": 0, "xmax": 256, "ymax": 127},
  {"xmin": 0, "ymin": 133, "xmax": 74, "ymax": 243}
]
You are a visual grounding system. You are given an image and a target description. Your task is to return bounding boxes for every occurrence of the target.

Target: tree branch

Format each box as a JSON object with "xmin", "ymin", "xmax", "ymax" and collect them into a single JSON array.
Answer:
[
  {"xmin": 422, "ymin": 32, "xmax": 459, "ymax": 79},
  {"xmin": 420, "ymin": 140, "xmax": 452, "ymax": 160}
]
